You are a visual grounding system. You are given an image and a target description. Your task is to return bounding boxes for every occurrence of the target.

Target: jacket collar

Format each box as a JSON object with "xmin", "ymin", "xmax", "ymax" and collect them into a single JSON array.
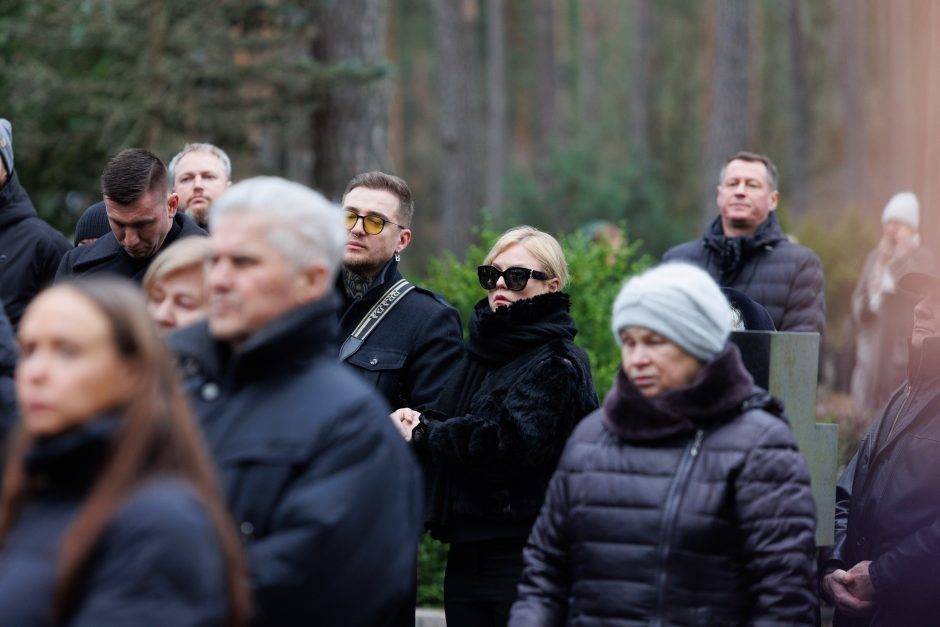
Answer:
[
  {"xmin": 705, "ymin": 211, "xmax": 787, "ymax": 248},
  {"xmin": 907, "ymin": 337, "xmax": 940, "ymax": 386},
  {"xmin": 25, "ymin": 414, "xmax": 121, "ymax": 493},
  {"xmin": 71, "ymin": 212, "xmax": 206, "ymax": 270},
  {"xmin": 603, "ymin": 343, "xmax": 765, "ymax": 442},
  {"xmin": 173, "ymin": 296, "xmax": 339, "ymax": 387}
]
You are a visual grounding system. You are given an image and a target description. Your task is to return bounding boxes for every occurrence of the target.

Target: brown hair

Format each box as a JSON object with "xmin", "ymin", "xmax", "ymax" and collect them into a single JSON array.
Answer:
[
  {"xmin": 342, "ymin": 171, "xmax": 415, "ymax": 226},
  {"xmin": 101, "ymin": 148, "xmax": 169, "ymax": 205},
  {"xmin": 0, "ymin": 278, "xmax": 250, "ymax": 625},
  {"xmin": 719, "ymin": 151, "xmax": 779, "ymax": 190}
]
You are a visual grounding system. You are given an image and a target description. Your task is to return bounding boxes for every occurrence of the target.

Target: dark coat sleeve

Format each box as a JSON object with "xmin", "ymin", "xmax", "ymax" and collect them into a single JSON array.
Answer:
[
  {"xmin": 820, "ymin": 448, "xmax": 859, "ymax": 579},
  {"xmin": 420, "ymin": 349, "xmax": 596, "ymax": 480},
  {"xmin": 248, "ymin": 394, "xmax": 423, "ymax": 625},
  {"xmin": 508, "ymin": 462, "xmax": 572, "ymax": 626},
  {"xmin": 68, "ymin": 483, "xmax": 230, "ymax": 627},
  {"xmin": 734, "ymin": 415, "xmax": 818, "ymax": 625},
  {"xmin": 869, "ymin": 501, "xmax": 940, "ymax": 599},
  {"xmin": 778, "ymin": 248, "xmax": 826, "ymax": 334},
  {"xmin": 403, "ymin": 300, "xmax": 463, "ymax": 412}
]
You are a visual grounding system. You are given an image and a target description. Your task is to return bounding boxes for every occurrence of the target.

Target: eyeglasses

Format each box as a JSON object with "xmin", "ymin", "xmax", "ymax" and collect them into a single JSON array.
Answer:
[
  {"xmin": 344, "ymin": 210, "xmax": 405, "ymax": 235},
  {"xmin": 477, "ymin": 265, "xmax": 551, "ymax": 291}
]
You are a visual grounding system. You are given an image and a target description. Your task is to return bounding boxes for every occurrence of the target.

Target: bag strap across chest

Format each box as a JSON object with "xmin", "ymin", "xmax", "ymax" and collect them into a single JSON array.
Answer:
[{"xmin": 339, "ymin": 278, "xmax": 415, "ymax": 361}]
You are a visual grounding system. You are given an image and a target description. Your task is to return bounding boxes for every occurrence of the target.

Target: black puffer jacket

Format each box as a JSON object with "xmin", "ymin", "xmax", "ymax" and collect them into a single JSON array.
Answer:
[
  {"xmin": 822, "ymin": 338, "xmax": 940, "ymax": 626},
  {"xmin": 510, "ymin": 344, "xmax": 818, "ymax": 626},
  {"xmin": 0, "ymin": 170, "xmax": 72, "ymax": 328},
  {"xmin": 663, "ymin": 213, "xmax": 825, "ymax": 334},
  {"xmin": 416, "ymin": 292, "xmax": 598, "ymax": 543}
]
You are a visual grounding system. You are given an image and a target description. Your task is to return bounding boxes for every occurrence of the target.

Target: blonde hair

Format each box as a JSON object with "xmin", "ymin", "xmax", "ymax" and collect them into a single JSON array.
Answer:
[
  {"xmin": 142, "ymin": 236, "xmax": 212, "ymax": 296},
  {"xmin": 483, "ymin": 226, "xmax": 569, "ymax": 289}
]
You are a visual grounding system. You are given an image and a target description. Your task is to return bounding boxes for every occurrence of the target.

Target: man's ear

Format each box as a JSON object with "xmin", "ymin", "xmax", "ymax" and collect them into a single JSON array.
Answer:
[
  {"xmin": 397, "ymin": 228, "xmax": 412, "ymax": 254},
  {"xmin": 295, "ymin": 261, "xmax": 331, "ymax": 303},
  {"xmin": 769, "ymin": 189, "xmax": 779, "ymax": 211},
  {"xmin": 167, "ymin": 192, "xmax": 180, "ymax": 218}
]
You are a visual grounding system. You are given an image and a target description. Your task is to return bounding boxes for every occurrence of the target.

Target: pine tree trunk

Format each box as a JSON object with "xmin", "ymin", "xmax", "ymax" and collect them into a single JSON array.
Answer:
[
  {"xmin": 786, "ymin": 0, "xmax": 811, "ymax": 219},
  {"xmin": 485, "ymin": 0, "xmax": 507, "ymax": 216},
  {"xmin": 312, "ymin": 0, "xmax": 390, "ymax": 200}
]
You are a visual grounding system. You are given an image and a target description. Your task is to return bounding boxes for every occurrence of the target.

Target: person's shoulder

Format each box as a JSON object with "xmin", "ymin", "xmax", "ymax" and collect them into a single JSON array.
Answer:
[
  {"xmin": 662, "ymin": 237, "xmax": 705, "ymax": 262},
  {"xmin": 175, "ymin": 213, "xmax": 208, "ymax": 238},
  {"xmin": 407, "ymin": 283, "xmax": 460, "ymax": 313},
  {"xmin": 62, "ymin": 232, "xmax": 122, "ymax": 270},
  {"xmin": 109, "ymin": 478, "xmax": 214, "ymax": 545}
]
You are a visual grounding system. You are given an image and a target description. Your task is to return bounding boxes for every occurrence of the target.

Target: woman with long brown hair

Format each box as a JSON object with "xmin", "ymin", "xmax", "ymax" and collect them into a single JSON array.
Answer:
[{"xmin": 0, "ymin": 278, "xmax": 250, "ymax": 626}]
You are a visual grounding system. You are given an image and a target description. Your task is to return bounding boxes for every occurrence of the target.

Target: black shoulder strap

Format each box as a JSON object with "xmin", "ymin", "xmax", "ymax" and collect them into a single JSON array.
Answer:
[{"xmin": 339, "ymin": 278, "xmax": 415, "ymax": 362}]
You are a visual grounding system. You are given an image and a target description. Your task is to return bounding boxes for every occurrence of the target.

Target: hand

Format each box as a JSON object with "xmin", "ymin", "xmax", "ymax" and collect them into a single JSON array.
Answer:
[
  {"xmin": 389, "ymin": 408, "xmax": 421, "ymax": 442},
  {"xmin": 845, "ymin": 560, "xmax": 876, "ymax": 602},
  {"xmin": 822, "ymin": 568, "xmax": 875, "ymax": 617}
]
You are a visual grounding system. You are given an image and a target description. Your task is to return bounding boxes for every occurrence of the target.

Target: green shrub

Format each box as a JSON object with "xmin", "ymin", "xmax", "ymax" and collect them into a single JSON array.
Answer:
[{"xmin": 415, "ymin": 223, "xmax": 650, "ymax": 607}]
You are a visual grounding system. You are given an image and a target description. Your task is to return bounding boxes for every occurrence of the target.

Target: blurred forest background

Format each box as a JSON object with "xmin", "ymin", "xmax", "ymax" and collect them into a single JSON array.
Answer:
[{"xmin": 3, "ymin": 0, "xmax": 940, "ymax": 386}]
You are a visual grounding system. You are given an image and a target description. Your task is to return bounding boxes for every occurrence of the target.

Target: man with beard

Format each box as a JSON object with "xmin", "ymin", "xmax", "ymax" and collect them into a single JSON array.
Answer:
[
  {"xmin": 337, "ymin": 171, "xmax": 463, "ymax": 411},
  {"xmin": 168, "ymin": 143, "xmax": 232, "ymax": 229}
]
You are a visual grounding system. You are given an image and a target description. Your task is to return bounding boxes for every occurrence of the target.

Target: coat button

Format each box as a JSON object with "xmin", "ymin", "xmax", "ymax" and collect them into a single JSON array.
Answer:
[
  {"xmin": 856, "ymin": 536, "xmax": 866, "ymax": 547},
  {"xmin": 240, "ymin": 521, "xmax": 254, "ymax": 536},
  {"xmin": 369, "ymin": 357, "xmax": 378, "ymax": 366},
  {"xmin": 201, "ymin": 382, "xmax": 220, "ymax": 401}
]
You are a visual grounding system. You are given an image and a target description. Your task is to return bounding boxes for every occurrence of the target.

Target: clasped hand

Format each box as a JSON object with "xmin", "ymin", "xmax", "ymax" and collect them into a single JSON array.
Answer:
[
  {"xmin": 822, "ymin": 560, "xmax": 875, "ymax": 617},
  {"xmin": 389, "ymin": 408, "xmax": 421, "ymax": 442}
]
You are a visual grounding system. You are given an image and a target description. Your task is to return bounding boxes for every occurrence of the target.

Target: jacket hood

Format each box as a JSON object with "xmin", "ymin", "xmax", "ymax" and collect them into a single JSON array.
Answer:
[
  {"xmin": 603, "ymin": 342, "xmax": 780, "ymax": 442},
  {"xmin": 0, "ymin": 171, "xmax": 39, "ymax": 229}
]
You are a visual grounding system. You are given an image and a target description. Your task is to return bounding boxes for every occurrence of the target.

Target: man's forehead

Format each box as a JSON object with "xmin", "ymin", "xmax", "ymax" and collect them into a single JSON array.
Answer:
[
  {"xmin": 177, "ymin": 151, "xmax": 226, "ymax": 174},
  {"xmin": 722, "ymin": 159, "xmax": 769, "ymax": 181},
  {"xmin": 104, "ymin": 191, "xmax": 165, "ymax": 219},
  {"xmin": 343, "ymin": 187, "xmax": 399, "ymax": 215}
]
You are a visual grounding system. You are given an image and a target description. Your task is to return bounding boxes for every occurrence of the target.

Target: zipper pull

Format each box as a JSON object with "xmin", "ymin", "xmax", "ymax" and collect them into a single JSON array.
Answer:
[{"xmin": 690, "ymin": 429, "xmax": 704, "ymax": 457}]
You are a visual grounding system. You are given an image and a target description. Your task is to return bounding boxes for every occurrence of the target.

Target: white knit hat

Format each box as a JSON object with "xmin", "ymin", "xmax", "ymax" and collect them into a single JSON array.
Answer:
[
  {"xmin": 882, "ymin": 192, "xmax": 919, "ymax": 230},
  {"xmin": 611, "ymin": 263, "xmax": 732, "ymax": 362}
]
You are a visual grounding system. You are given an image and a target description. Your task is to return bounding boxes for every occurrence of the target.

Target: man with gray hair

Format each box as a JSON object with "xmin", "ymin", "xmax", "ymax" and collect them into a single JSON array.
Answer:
[
  {"xmin": 169, "ymin": 176, "xmax": 423, "ymax": 626},
  {"xmin": 168, "ymin": 142, "xmax": 232, "ymax": 229}
]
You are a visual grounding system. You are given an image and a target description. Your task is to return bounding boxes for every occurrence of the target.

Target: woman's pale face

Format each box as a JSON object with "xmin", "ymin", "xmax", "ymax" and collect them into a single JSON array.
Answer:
[
  {"xmin": 16, "ymin": 288, "xmax": 136, "ymax": 437},
  {"xmin": 486, "ymin": 243, "xmax": 560, "ymax": 311},
  {"xmin": 147, "ymin": 266, "xmax": 209, "ymax": 332},
  {"xmin": 620, "ymin": 326, "xmax": 703, "ymax": 398}
]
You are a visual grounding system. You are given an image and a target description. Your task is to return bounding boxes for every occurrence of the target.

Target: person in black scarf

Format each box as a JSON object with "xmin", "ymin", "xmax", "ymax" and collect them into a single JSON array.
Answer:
[
  {"xmin": 391, "ymin": 226, "xmax": 598, "ymax": 627},
  {"xmin": 509, "ymin": 262, "xmax": 818, "ymax": 626}
]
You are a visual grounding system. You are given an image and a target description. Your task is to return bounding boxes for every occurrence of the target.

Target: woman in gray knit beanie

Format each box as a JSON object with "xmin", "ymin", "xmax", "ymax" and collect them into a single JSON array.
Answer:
[{"xmin": 510, "ymin": 261, "xmax": 818, "ymax": 625}]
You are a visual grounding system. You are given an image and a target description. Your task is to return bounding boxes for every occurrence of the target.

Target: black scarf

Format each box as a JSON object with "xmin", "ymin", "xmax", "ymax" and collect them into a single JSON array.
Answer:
[
  {"xmin": 703, "ymin": 213, "xmax": 785, "ymax": 282},
  {"xmin": 602, "ymin": 343, "xmax": 759, "ymax": 443},
  {"xmin": 25, "ymin": 414, "xmax": 120, "ymax": 494},
  {"xmin": 435, "ymin": 292, "xmax": 576, "ymax": 416}
]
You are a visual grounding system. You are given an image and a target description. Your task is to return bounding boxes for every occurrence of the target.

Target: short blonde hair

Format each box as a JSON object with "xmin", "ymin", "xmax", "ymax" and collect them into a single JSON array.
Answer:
[
  {"xmin": 483, "ymin": 226, "xmax": 569, "ymax": 289},
  {"xmin": 142, "ymin": 236, "xmax": 212, "ymax": 296}
]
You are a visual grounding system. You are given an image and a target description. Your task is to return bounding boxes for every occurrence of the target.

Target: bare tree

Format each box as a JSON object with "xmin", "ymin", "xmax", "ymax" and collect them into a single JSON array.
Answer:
[
  {"xmin": 702, "ymin": 0, "xmax": 751, "ymax": 223},
  {"xmin": 785, "ymin": 0, "xmax": 811, "ymax": 218},
  {"xmin": 534, "ymin": 0, "xmax": 558, "ymax": 162},
  {"xmin": 629, "ymin": 0, "xmax": 653, "ymax": 168},
  {"xmin": 435, "ymin": 0, "xmax": 483, "ymax": 254},
  {"xmin": 485, "ymin": 0, "xmax": 507, "ymax": 216},
  {"xmin": 312, "ymin": 0, "xmax": 390, "ymax": 200}
]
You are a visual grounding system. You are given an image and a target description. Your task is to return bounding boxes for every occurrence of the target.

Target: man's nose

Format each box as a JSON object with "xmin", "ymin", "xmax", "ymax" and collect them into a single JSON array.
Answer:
[{"xmin": 123, "ymin": 229, "xmax": 140, "ymax": 247}]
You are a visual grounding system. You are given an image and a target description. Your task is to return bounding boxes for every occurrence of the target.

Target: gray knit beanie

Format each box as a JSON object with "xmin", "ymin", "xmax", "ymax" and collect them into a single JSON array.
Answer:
[
  {"xmin": 611, "ymin": 262, "xmax": 732, "ymax": 362},
  {"xmin": 0, "ymin": 119, "xmax": 13, "ymax": 175}
]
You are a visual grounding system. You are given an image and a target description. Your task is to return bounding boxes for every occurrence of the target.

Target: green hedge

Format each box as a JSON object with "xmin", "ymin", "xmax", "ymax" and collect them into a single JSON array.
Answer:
[{"xmin": 415, "ymin": 224, "xmax": 650, "ymax": 606}]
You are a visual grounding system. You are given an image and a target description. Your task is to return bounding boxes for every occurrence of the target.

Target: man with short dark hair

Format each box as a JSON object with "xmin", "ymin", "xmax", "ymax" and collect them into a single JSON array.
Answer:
[
  {"xmin": 663, "ymin": 151, "xmax": 825, "ymax": 333},
  {"xmin": 56, "ymin": 148, "xmax": 206, "ymax": 281},
  {"xmin": 337, "ymin": 171, "xmax": 463, "ymax": 412},
  {"xmin": 0, "ymin": 118, "xmax": 71, "ymax": 328},
  {"xmin": 168, "ymin": 142, "xmax": 232, "ymax": 229},
  {"xmin": 170, "ymin": 176, "xmax": 422, "ymax": 626},
  {"xmin": 822, "ymin": 271, "xmax": 940, "ymax": 625}
]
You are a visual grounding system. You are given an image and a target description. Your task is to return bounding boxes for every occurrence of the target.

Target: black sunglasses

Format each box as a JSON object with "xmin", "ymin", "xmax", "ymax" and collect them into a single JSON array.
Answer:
[{"xmin": 477, "ymin": 265, "xmax": 551, "ymax": 291}]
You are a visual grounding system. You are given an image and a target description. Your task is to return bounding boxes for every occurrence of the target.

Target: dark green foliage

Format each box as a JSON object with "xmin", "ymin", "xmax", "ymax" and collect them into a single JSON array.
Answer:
[
  {"xmin": 0, "ymin": 0, "xmax": 386, "ymax": 233},
  {"xmin": 417, "ymin": 534, "xmax": 447, "ymax": 607}
]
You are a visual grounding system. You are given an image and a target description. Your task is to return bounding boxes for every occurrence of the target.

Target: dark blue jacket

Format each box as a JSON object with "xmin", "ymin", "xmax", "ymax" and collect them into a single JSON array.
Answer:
[
  {"xmin": 663, "ymin": 213, "xmax": 825, "ymax": 334},
  {"xmin": 0, "ymin": 300, "xmax": 17, "ymax": 445},
  {"xmin": 337, "ymin": 259, "xmax": 463, "ymax": 411},
  {"xmin": 823, "ymin": 339, "xmax": 940, "ymax": 626},
  {"xmin": 0, "ymin": 170, "xmax": 72, "ymax": 327},
  {"xmin": 170, "ymin": 297, "xmax": 424, "ymax": 627},
  {"xmin": 55, "ymin": 212, "xmax": 206, "ymax": 282},
  {"xmin": 0, "ymin": 418, "xmax": 230, "ymax": 626}
]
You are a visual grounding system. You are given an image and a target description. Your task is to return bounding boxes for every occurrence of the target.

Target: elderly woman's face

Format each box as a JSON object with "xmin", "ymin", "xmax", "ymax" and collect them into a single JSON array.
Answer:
[
  {"xmin": 16, "ymin": 288, "xmax": 136, "ymax": 437},
  {"xmin": 485, "ymin": 243, "xmax": 559, "ymax": 311},
  {"xmin": 620, "ymin": 326, "xmax": 702, "ymax": 398},
  {"xmin": 147, "ymin": 266, "xmax": 209, "ymax": 333}
]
